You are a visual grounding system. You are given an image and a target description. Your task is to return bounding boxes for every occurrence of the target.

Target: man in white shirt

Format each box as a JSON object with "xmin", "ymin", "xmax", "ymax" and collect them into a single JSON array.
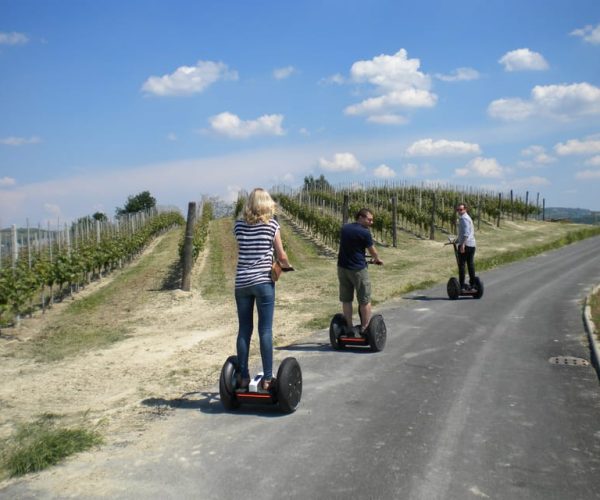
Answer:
[{"xmin": 456, "ymin": 203, "xmax": 476, "ymax": 292}]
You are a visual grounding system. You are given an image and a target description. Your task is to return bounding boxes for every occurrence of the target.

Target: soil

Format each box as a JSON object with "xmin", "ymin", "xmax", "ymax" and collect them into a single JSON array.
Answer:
[{"xmin": 0, "ymin": 218, "xmax": 335, "ymax": 459}]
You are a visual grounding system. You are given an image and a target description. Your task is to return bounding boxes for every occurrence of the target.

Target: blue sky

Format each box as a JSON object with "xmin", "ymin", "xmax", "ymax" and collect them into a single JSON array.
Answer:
[{"xmin": 1, "ymin": 0, "xmax": 600, "ymax": 226}]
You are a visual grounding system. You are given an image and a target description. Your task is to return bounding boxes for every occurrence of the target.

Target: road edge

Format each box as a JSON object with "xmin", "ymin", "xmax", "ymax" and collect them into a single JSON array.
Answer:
[{"xmin": 583, "ymin": 284, "xmax": 600, "ymax": 379}]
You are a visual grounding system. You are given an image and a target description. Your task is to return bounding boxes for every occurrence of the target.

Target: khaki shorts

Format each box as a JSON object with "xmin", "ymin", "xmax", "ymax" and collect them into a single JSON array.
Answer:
[{"xmin": 337, "ymin": 266, "xmax": 371, "ymax": 305}]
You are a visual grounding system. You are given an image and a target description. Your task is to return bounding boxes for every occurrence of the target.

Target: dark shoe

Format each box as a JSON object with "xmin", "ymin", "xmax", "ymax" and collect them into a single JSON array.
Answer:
[
  {"xmin": 236, "ymin": 375, "xmax": 250, "ymax": 392},
  {"xmin": 260, "ymin": 378, "xmax": 273, "ymax": 392}
]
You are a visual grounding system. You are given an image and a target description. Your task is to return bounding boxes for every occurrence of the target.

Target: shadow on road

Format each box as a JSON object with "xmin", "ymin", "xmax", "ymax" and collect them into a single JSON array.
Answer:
[
  {"xmin": 276, "ymin": 342, "xmax": 380, "ymax": 355},
  {"xmin": 275, "ymin": 342, "xmax": 331, "ymax": 352},
  {"xmin": 141, "ymin": 392, "xmax": 293, "ymax": 418},
  {"xmin": 404, "ymin": 294, "xmax": 449, "ymax": 301}
]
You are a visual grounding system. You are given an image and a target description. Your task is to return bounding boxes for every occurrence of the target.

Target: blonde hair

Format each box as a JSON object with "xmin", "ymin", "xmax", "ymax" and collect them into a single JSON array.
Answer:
[{"xmin": 243, "ymin": 188, "xmax": 275, "ymax": 224}]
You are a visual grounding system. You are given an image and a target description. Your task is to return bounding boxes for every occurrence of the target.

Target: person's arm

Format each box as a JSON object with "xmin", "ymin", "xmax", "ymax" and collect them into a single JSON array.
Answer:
[
  {"xmin": 458, "ymin": 217, "xmax": 468, "ymax": 253},
  {"xmin": 367, "ymin": 245, "xmax": 383, "ymax": 265},
  {"xmin": 273, "ymin": 230, "xmax": 292, "ymax": 268}
]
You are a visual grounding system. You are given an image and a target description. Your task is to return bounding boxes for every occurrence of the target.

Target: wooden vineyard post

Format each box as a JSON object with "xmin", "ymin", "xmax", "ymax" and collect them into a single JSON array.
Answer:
[
  {"xmin": 429, "ymin": 192, "xmax": 436, "ymax": 241},
  {"xmin": 525, "ymin": 191, "xmax": 529, "ymax": 221},
  {"xmin": 510, "ymin": 189, "xmax": 514, "ymax": 221},
  {"xmin": 497, "ymin": 193, "xmax": 502, "ymax": 228},
  {"xmin": 342, "ymin": 194, "xmax": 349, "ymax": 224},
  {"xmin": 542, "ymin": 198, "xmax": 546, "ymax": 221},
  {"xmin": 181, "ymin": 202, "xmax": 197, "ymax": 292},
  {"xmin": 392, "ymin": 194, "xmax": 398, "ymax": 247}
]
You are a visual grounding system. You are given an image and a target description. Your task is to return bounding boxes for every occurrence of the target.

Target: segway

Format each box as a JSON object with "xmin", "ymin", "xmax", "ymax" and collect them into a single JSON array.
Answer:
[
  {"xmin": 219, "ymin": 356, "xmax": 302, "ymax": 413},
  {"xmin": 329, "ymin": 312, "xmax": 387, "ymax": 352},
  {"xmin": 445, "ymin": 237, "xmax": 484, "ymax": 300}
]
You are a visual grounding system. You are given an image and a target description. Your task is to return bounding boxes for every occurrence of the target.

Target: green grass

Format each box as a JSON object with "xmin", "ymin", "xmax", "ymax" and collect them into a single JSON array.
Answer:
[
  {"xmin": 23, "ymin": 228, "xmax": 184, "ymax": 362},
  {"xmin": 477, "ymin": 226, "xmax": 600, "ymax": 272},
  {"xmin": 0, "ymin": 415, "xmax": 102, "ymax": 478},
  {"xmin": 198, "ymin": 218, "xmax": 234, "ymax": 299}
]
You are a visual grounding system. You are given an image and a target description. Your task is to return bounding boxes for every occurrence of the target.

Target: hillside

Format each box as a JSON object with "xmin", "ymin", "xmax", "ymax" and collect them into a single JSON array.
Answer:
[
  {"xmin": 545, "ymin": 207, "xmax": 600, "ymax": 224},
  {"xmin": 1, "ymin": 214, "xmax": 599, "ymax": 481}
]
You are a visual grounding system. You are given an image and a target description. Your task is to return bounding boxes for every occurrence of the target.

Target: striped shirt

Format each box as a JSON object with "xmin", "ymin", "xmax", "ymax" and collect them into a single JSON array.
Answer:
[{"xmin": 234, "ymin": 218, "xmax": 280, "ymax": 289}]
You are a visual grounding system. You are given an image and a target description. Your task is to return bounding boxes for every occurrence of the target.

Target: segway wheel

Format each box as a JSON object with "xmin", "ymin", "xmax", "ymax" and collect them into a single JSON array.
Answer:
[
  {"xmin": 329, "ymin": 313, "xmax": 347, "ymax": 350},
  {"xmin": 447, "ymin": 277, "xmax": 460, "ymax": 300},
  {"xmin": 473, "ymin": 277, "xmax": 484, "ymax": 299},
  {"xmin": 219, "ymin": 355, "xmax": 240, "ymax": 410},
  {"xmin": 276, "ymin": 357, "xmax": 302, "ymax": 413},
  {"xmin": 367, "ymin": 314, "xmax": 387, "ymax": 352}
]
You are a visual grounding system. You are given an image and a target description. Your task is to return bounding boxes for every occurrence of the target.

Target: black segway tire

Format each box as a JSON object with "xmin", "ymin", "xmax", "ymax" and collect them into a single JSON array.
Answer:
[
  {"xmin": 219, "ymin": 355, "xmax": 240, "ymax": 410},
  {"xmin": 367, "ymin": 314, "xmax": 387, "ymax": 352},
  {"xmin": 276, "ymin": 357, "xmax": 303, "ymax": 413},
  {"xmin": 329, "ymin": 313, "xmax": 347, "ymax": 350},
  {"xmin": 473, "ymin": 277, "xmax": 484, "ymax": 299},
  {"xmin": 447, "ymin": 277, "xmax": 460, "ymax": 300}
]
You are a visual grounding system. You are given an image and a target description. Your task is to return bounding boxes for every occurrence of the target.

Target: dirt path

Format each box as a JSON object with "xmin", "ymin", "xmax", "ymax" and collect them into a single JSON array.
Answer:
[
  {"xmin": 0, "ymin": 218, "xmax": 332, "ymax": 456},
  {"xmin": 0, "ymin": 228, "xmax": 232, "ymax": 446}
]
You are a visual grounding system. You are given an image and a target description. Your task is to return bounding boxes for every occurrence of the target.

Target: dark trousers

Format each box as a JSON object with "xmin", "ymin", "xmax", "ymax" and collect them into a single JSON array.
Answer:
[{"xmin": 458, "ymin": 246, "xmax": 476, "ymax": 287}]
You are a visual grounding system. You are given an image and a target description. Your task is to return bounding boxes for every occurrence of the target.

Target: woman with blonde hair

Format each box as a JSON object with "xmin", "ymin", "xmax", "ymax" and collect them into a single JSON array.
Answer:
[{"xmin": 233, "ymin": 188, "xmax": 291, "ymax": 391}]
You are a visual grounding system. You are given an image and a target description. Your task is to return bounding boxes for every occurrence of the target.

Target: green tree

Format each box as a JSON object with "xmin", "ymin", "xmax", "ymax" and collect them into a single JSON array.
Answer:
[
  {"xmin": 92, "ymin": 212, "xmax": 108, "ymax": 221},
  {"xmin": 303, "ymin": 174, "xmax": 332, "ymax": 191},
  {"xmin": 116, "ymin": 191, "xmax": 156, "ymax": 216}
]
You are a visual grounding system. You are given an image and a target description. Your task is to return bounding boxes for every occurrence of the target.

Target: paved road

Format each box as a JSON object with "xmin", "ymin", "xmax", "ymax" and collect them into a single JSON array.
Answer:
[{"xmin": 3, "ymin": 236, "xmax": 600, "ymax": 499}]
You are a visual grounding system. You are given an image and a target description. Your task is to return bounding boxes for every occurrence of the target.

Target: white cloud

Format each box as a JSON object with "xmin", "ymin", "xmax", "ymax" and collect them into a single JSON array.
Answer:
[
  {"xmin": 521, "ymin": 145, "xmax": 545, "ymax": 156},
  {"xmin": 511, "ymin": 176, "xmax": 551, "ymax": 187},
  {"xmin": 520, "ymin": 145, "xmax": 556, "ymax": 165},
  {"xmin": 366, "ymin": 114, "xmax": 408, "ymax": 125},
  {"xmin": 273, "ymin": 66, "xmax": 295, "ymax": 80},
  {"xmin": 554, "ymin": 136, "xmax": 600, "ymax": 155},
  {"xmin": 167, "ymin": 133, "xmax": 178, "ymax": 141},
  {"xmin": 209, "ymin": 112, "xmax": 285, "ymax": 139},
  {"xmin": 455, "ymin": 157, "xmax": 505, "ymax": 178},
  {"xmin": 401, "ymin": 163, "xmax": 436, "ymax": 178},
  {"xmin": 320, "ymin": 73, "xmax": 345, "ymax": 85},
  {"xmin": 44, "ymin": 203, "xmax": 62, "ymax": 219},
  {"xmin": 498, "ymin": 48, "xmax": 549, "ymax": 71},
  {"xmin": 0, "ymin": 136, "xmax": 41, "ymax": 146},
  {"xmin": 0, "ymin": 31, "xmax": 28, "ymax": 45},
  {"xmin": 406, "ymin": 138, "xmax": 481, "ymax": 157},
  {"xmin": 319, "ymin": 152, "xmax": 363, "ymax": 172},
  {"xmin": 0, "ymin": 177, "xmax": 16, "ymax": 187},
  {"xmin": 0, "ymin": 146, "xmax": 319, "ymax": 225},
  {"xmin": 373, "ymin": 164, "xmax": 396, "ymax": 178},
  {"xmin": 345, "ymin": 49, "xmax": 437, "ymax": 121},
  {"xmin": 570, "ymin": 23, "xmax": 600, "ymax": 45},
  {"xmin": 434, "ymin": 67, "xmax": 480, "ymax": 82},
  {"xmin": 141, "ymin": 60, "xmax": 238, "ymax": 96},
  {"xmin": 575, "ymin": 170, "xmax": 600, "ymax": 180},
  {"xmin": 584, "ymin": 155, "xmax": 600, "ymax": 166},
  {"xmin": 488, "ymin": 82, "xmax": 600, "ymax": 121},
  {"xmin": 345, "ymin": 88, "xmax": 436, "ymax": 116}
]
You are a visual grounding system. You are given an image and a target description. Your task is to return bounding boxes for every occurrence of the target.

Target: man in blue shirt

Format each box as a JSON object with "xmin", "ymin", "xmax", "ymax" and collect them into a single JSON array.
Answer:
[{"xmin": 337, "ymin": 208, "xmax": 383, "ymax": 336}]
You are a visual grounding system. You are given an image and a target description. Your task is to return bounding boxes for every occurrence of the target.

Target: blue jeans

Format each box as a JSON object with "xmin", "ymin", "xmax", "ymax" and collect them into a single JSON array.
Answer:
[{"xmin": 235, "ymin": 282, "xmax": 275, "ymax": 379}]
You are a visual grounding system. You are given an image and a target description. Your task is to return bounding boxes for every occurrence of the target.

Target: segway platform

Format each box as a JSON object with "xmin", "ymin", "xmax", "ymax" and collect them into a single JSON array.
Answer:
[
  {"xmin": 329, "ymin": 313, "xmax": 387, "ymax": 352},
  {"xmin": 219, "ymin": 356, "xmax": 302, "ymax": 413}
]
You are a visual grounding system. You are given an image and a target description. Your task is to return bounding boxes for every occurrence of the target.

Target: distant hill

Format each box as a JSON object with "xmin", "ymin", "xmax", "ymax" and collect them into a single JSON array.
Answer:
[{"xmin": 545, "ymin": 207, "xmax": 600, "ymax": 225}]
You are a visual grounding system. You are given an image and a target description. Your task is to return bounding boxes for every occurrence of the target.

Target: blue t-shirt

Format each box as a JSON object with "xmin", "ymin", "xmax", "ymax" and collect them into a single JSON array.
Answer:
[{"xmin": 337, "ymin": 222, "xmax": 373, "ymax": 270}]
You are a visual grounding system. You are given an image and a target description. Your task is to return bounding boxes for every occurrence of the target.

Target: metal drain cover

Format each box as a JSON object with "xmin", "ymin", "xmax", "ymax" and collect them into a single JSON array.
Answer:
[{"xmin": 548, "ymin": 356, "xmax": 590, "ymax": 366}]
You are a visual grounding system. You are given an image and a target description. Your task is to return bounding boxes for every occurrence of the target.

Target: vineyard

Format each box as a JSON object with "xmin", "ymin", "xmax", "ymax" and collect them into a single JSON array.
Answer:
[
  {"xmin": 0, "ymin": 209, "xmax": 185, "ymax": 328},
  {"xmin": 271, "ymin": 181, "xmax": 543, "ymax": 247}
]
